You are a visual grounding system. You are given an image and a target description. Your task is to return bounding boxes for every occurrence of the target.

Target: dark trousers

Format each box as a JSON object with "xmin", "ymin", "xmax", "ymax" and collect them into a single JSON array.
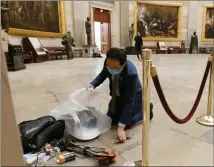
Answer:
[
  {"xmin": 135, "ymin": 47, "xmax": 142, "ymax": 60},
  {"xmin": 107, "ymin": 92, "xmax": 143, "ymax": 126},
  {"xmin": 66, "ymin": 50, "xmax": 73, "ymax": 59},
  {"xmin": 107, "ymin": 92, "xmax": 153, "ymax": 128}
]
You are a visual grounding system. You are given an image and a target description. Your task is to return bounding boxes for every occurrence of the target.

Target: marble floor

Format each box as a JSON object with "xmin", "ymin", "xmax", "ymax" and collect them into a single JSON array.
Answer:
[{"xmin": 8, "ymin": 54, "xmax": 213, "ymax": 166}]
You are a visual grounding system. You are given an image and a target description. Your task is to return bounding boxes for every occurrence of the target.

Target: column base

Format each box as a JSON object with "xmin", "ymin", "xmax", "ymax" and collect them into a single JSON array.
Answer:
[
  {"xmin": 196, "ymin": 114, "xmax": 214, "ymax": 127},
  {"xmin": 82, "ymin": 45, "xmax": 97, "ymax": 58},
  {"xmin": 123, "ymin": 160, "xmax": 159, "ymax": 166}
]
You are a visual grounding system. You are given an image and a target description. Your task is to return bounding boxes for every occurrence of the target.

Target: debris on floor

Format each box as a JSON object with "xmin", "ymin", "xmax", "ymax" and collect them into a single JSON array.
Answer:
[
  {"xmin": 22, "ymin": 138, "xmax": 116, "ymax": 166},
  {"xmin": 57, "ymin": 152, "xmax": 76, "ymax": 164},
  {"xmin": 49, "ymin": 88, "xmax": 111, "ymax": 140},
  {"xmin": 123, "ymin": 161, "xmax": 135, "ymax": 166},
  {"xmin": 57, "ymin": 136, "xmax": 116, "ymax": 165},
  {"xmin": 111, "ymin": 135, "xmax": 132, "ymax": 144},
  {"xmin": 134, "ymin": 160, "xmax": 142, "ymax": 167},
  {"xmin": 23, "ymin": 152, "xmax": 49, "ymax": 166},
  {"xmin": 19, "ymin": 88, "xmax": 117, "ymax": 166}
]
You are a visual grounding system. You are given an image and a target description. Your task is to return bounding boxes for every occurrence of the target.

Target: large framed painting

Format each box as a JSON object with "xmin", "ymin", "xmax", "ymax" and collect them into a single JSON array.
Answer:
[
  {"xmin": 8, "ymin": 1, "xmax": 66, "ymax": 37},
  {"xmin": 133, "ymin": 2, "xmax": 182, "ymax": 41},
  {"xmin": 201, "ymin": 4, "xmax": 214, "ymax": 42}
]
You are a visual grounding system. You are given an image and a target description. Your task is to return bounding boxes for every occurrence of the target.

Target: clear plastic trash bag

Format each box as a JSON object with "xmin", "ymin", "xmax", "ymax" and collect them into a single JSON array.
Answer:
[{"xmin": 49, "ymin": 88, "xmax": 112, "ymax": 140}]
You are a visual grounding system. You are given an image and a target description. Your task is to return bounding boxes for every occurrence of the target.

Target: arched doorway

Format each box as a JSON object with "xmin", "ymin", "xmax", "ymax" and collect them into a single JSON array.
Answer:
[{"xmin": 93, "ymin": 8, "xmax": 111, "ymax": 54}]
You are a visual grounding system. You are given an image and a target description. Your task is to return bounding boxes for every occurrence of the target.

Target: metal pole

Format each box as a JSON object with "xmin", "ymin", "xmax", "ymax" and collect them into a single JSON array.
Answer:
[
  {"xmin": 212, "ymin": 48, "xmax": 214, "ymax": 118},
  {"xmin": 142, "ymin": 49, "xmax": 152, "ymax": 166},
  {"xmin": 207, "ymin": 60, "xmax": 213, "ymax": 117},
  {"xmin": 196, "ymin": 49, "xmax": 214, "ymax": 126}
]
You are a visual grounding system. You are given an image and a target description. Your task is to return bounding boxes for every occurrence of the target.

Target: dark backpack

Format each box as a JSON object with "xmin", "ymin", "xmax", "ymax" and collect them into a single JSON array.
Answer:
[
  {"xmin": 61, "ymin": 38, "xmax": 68, "ymax": 45},
  {"xmin": 19, "ymin": 116, "xmax": 65, "ymax": 153}
]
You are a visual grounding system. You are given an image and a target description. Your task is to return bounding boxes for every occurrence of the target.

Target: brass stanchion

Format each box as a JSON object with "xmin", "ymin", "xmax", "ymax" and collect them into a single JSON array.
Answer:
[
  {"xmin": 213, "ymin": 47, "xmax": 214, "ymax": 122},
  {"xmin": 213, "ymin": 47, "xmax": 214, "ymax": 121},
  {"xmin": 142, "ymin": 49, "xmax": 152, "ymax": 166},
  {"xmin": 196, "ymin": 49, "xmax": 214, "ymax": 126}
]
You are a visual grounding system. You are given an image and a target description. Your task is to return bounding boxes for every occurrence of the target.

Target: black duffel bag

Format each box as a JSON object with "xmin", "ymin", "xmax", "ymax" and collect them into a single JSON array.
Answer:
[{"xmin": 19, "ymin": 116, "xmax": 65, "ymax": 153}]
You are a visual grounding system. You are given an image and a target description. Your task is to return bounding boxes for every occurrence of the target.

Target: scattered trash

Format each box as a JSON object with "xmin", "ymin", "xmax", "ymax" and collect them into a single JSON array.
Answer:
[
  {"xmin": 57, "ymin": 136, "xmax": 116, "ymax": 165},
  {"xmin": 115, "ymin": 140, "xmax": 142, "ymax": 156},
  {"xmin": 44, "ymin": 143, "xmax": 55, "ymax": 157},
  {"xmin": 111, "ymin": 136, "xmax": 132, "ymax": 144},
  {"xmin": 92, "ymin": 48, "xmax": 102, "ymax": 58},
  {"xmin": 41, "ymin": 155, "xmax": 51, "ymax": 162},
  {"xmin": 134, "ymin": 160, "xmax": 142, "ymax": 166},
  {"xmin": 53, "ymin": 147, "xmax": 61, "ymax": 154},
  {"xmin": 20, "ymin": 88, "xmax": 117, "ymax": 165},
  {"xmin": 23, "ymin": 152, "xmax": 46, "ymax": 166},
  {"xmin": 123, "ymin": 161, "xmax": 135, "ymax": 166},
  {"xmin": 57, "ymin": 152, "xmax": 76, "ymax": 164}
]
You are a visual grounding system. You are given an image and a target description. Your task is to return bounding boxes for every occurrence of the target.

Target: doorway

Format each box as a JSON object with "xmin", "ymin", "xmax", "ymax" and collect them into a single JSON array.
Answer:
[{"xmin": 93, "ymin": 8, "xmax": 111, "ymax": 54}]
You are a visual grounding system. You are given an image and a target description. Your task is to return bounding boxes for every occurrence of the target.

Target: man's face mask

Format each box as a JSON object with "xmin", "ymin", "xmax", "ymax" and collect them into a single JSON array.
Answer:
[
  {"xmin": 107, "ymin": 66, "xmax": 124, "ymax": 75},
  {"xmin": 106, "ymin": 58, "xmax": 125, "ymax": 75}
]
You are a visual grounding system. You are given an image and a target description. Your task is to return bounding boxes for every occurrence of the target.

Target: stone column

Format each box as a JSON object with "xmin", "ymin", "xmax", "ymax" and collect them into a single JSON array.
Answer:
[
  {"xmin": 89, "ymin": 2, "xmax": 95, "ymax": 46},
  {"xmin": 111, "ymin": 1, "xmax": 120, "ymax": 48},
  {"xmin": 73, "ymin": 1, "xmax": 90, "ymax": 47},
  {"xmin": 120, "ymin": 1, "xmax": 129, "ymax": 48},
  {"xmin": 187, "ymin": 1, "xmax": 200, "ymax": 47},
  {"xmin": 71, "ymin": 1, "xmax": 75, "ymax": 39},
  {"xmin": 64, "ymin": 1, "xmax": 74, "ymax": 35}
]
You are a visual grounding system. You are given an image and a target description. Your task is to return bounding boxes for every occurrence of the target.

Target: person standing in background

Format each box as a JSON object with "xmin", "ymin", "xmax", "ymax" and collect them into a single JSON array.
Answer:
[
  {"xmin": 189, "ymin": 31, "xmax": 198, "ymax": 54},
  {"xmin": 134, "ymin": 32, "xmax": 143, "ymax": 60},
  {"xmin": 61, "ymin": 31, "xmax": 75, "ymax": 60}
]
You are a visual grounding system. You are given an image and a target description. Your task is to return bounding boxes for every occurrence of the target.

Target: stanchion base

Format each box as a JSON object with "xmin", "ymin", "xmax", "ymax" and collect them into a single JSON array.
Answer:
[
  {"xmin": 134, "ymin": 160, "xmax": 141, "ymax": 166},
  {"xmin": 134, "ymin": 160, "xmax": 159, "ymax": 166},
  {"xmin": 196, "ymin": 115, "xmax": 214, "ymax": 127}
]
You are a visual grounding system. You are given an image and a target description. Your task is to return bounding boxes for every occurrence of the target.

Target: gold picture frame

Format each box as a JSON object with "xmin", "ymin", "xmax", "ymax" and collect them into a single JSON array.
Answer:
[
  {"xmin": 133, "ymin": 1, "xmax": 183, "ymax": 41},
  {"xmin": 201, "ymin": 4, "xmax": 214, "ymax": 42},
  {"xmin": 8, "ymin": 1, "xmax": 66, "ymax": 38}
]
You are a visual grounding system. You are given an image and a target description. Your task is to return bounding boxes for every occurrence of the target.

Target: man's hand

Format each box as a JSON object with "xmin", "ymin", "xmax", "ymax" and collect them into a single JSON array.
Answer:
[
  {"xmin": 117, "ymin": 127, "xmax": 126, "ymax": 142},
  {"xmin": 87, "ymin": 84, "xmax": 94, "ymax": 89},
  {"xmin": 86, "ymin": 84, "xmax": 94, "ymax": 91}
]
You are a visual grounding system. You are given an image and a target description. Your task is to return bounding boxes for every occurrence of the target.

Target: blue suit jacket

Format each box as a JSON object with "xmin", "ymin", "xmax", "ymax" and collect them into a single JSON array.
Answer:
[{"xmin": 90, "ymin": 59, "xmax": 142, "ymax": 125}]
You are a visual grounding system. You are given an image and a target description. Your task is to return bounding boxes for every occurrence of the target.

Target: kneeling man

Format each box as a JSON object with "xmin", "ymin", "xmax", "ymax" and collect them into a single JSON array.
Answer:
[{"xmin": 88, "ymin": 48, "xmax": 153, "ymax": 142}]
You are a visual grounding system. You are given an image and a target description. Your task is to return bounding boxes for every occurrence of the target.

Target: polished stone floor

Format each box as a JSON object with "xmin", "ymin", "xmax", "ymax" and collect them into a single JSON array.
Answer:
[{"xmin": 8, "ymin": 54, "xmax": 213, "ymax": 166}]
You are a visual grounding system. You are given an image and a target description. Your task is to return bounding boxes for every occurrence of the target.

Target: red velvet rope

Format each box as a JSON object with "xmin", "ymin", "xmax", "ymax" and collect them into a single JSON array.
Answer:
[{"xmin": 151, "ymin": 61, "xmax": 211, "ymax": 124}]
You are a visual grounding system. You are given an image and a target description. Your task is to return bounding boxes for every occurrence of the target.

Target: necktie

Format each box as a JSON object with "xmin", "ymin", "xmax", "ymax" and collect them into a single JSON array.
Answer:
[{"xmin": 111, "ymin": 74, "xmax": 120, "ymax": 114}]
